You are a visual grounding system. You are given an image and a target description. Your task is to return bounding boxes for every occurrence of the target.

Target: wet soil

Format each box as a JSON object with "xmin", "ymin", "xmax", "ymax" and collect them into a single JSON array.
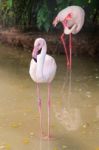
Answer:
[{"xmin": 0, "ymin": 27, "xmax": 98, "ymax": 57}]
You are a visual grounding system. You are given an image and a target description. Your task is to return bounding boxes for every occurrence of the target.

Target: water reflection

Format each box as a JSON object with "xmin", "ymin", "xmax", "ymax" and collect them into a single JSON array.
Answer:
[
  {"xmin": 54, "ymin": 70, "xmax": 82, "ymax": 131},
  {"xmin": 54, "ymin": 106, "xmax": 82, "ymax": 131},
  {"xmin": 39, "ymin": 138, "xmax": 50, "ymax": 150},
  {"xmin": 61, "ymin": 70, "xmax": 72, "ymax": 106}
]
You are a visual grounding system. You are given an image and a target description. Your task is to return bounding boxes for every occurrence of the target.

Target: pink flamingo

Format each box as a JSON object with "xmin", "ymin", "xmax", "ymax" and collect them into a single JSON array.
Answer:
[
  {"xmin": 29, "ymin": 38, "xmax": 57, "ymax": 139},
  {"xmin": 53, "ymin": 5, "xmax": 85, "ymax": 69}
]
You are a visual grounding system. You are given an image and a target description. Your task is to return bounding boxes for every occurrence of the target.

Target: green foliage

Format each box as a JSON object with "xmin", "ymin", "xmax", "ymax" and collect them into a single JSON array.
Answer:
[
  {"xmin": 13, "ymin": 0, "xmax": 28, "ymax": 27},
  {"xmin": 56, "ymin": 0, "xmax": 71, "ymax": 10},
  {"xmin": 0, "ymin": 0, "xmax": 15, "ymax": 27},
  {"xmin": 13, "ymin": 0, "xmax": 38, "ymax": 29},
  {"xmin": 7, "ymin": 0, "xmax": 13, "ymax": 8},
  {"xmin": 0, "ymin": 0, "xmax": 98, "ymax": 31},
  {"xmin": 37, "ymin": 2, "xmax": 51, "ymax": 32}
]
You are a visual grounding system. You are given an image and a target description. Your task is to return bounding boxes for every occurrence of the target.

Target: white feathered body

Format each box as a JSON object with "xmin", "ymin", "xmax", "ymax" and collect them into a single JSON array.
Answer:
[
  {"xmin": 56, "ymin": 6, "xmax": 85, "ymax": 34},
  {"xmin": 29, "ymin": 54, "xmax": 57, "ymax": 83}
]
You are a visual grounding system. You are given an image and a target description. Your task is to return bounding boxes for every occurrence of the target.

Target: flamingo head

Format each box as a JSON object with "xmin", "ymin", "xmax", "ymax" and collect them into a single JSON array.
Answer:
[{"xmin": 32, "ymin": 38, "xmax": 45, "ymax": 62}]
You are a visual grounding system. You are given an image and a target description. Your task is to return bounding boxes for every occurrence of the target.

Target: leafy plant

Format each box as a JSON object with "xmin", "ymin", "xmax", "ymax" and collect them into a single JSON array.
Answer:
[
  {"xmin": 0, "ymin": 0, "xmax": 98, "ymax": 31},
  {"xmin": 7, "ymin": 0, "xmax": 13, "ymax": 8},
  {"xmin": 37, "ymin": 2, "xmax": 51, "ymax": 32},
  {"xmin": 56, "ymin": 0, "xmax": 71, "ymax": 11},
  {"xmin": 0, "ymin": 0, "xmax": 15, "ymax": 27}
]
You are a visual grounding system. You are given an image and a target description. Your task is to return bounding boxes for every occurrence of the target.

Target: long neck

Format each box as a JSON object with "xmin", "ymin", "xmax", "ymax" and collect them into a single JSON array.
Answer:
[
  {"xmin": 40, "ymin": 42, "xmax": 47, "ymax": 59},
  {"xmin": 64, "ymin": 24, "xmax": 77, "ymax": 34},
  {"xmin": 36, "ymin": 42, "xmax": 47, "ymax": 79}
]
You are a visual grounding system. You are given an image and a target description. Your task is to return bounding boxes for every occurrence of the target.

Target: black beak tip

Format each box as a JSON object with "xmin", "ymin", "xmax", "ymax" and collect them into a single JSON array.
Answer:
[{"xmin": 32, "ymin": 57, "xmax": 37, "ymax": 62}]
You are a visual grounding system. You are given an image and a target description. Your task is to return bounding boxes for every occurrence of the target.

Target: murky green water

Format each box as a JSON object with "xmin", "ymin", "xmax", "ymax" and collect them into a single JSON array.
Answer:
[{"xmin": 0, "ymin": 43, "xmax": 99, "ymax": 150}]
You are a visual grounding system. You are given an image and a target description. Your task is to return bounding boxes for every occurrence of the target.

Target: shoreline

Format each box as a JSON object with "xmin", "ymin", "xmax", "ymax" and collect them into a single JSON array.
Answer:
[{"xmin": 0, "ymin": 27, "xmax": 98, "ymax": 57}]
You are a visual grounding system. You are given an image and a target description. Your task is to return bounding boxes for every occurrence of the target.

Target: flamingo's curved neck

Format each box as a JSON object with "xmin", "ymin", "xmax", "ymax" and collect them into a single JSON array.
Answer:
[
  {"xmin": 36, "ymin": 42, "xmax": 47, "ymax": 80},
  {"xmin": 40, "ymin": 42, "xmax": 47, "ymax": 59},
  {"xmin": 64, "ymin": 24, "xmax": 77, "ymax": 34}
]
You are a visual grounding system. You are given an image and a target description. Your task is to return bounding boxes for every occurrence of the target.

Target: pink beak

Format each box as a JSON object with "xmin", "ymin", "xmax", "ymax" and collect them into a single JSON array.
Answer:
[{"xmin": 53, "ymin": 17, "xmax": 58, "ymax": 27}]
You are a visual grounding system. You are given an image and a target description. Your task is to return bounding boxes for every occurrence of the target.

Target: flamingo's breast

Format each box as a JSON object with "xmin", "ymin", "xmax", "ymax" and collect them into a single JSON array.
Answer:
[
  {"xmin": 43, "ymin": 55, "xmax": 57, "ymax": 83},
  {"xmin": 29, "ymin": 55, "xmax": 57, "ymax": 83}
]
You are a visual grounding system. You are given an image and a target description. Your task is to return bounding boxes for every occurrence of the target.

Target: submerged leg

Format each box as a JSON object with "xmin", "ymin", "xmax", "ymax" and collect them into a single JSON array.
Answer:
[
  {"xmin": 60, "ymin": 33, "xmax": 70, "ymax": 67},
  {"xmin": 69, "ymin": 33, "xmax": 72, "ymax": 69},
  {"xmin": 36, "ymin": 83, "xmax": 42, "ymax": 137},
  {"xmin": 47, "ymin": 83, "xmax": 51, "ymax": 138}
]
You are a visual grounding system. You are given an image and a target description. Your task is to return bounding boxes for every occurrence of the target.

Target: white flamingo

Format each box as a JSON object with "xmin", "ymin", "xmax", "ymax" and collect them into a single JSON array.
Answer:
[
  {"xmin": 29, "ymin": 38, "xmax": 57, "ymax": 139},
  {"xmin": 53, "ymin": 5, "xmax": 85, "ymax": 69}
]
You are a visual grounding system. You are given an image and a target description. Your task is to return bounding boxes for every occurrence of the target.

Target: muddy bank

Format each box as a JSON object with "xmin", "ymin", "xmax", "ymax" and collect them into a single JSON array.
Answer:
[{"xmin": 0, "ymin": 27, "xmax": 98, "ymax": 57}]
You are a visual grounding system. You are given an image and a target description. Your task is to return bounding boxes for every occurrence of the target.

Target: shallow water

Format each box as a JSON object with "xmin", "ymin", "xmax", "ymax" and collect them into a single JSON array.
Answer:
[{"xmin": 0, "ymin": 43, "xmax": 99, "ymax": 150}]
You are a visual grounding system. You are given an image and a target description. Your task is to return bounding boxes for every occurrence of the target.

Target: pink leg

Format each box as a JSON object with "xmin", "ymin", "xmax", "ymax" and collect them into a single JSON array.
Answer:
[
  {"xmin": 47, "ymin": 83, "xmax": 51, "ymax": 138},
  {"xmin": 69, "ymin": 33, "xmax": 72, "ymax": 69},
  {"xmin": 60, "ymin": 33, "xmax": 70, "ymax": 67},
  {"xmin": 36, "ymin": 83, "xmax": 42, "ymax": 137}
]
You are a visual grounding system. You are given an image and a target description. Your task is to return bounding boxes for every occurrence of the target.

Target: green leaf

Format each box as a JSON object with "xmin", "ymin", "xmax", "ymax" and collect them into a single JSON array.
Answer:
[
  {"xmin": 88, "ymin": 0, "xmax": 91, "ymax": 4},
  {"xmin": 7, "ymin": 0, "xmax": 13, "ymax": 8}
]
